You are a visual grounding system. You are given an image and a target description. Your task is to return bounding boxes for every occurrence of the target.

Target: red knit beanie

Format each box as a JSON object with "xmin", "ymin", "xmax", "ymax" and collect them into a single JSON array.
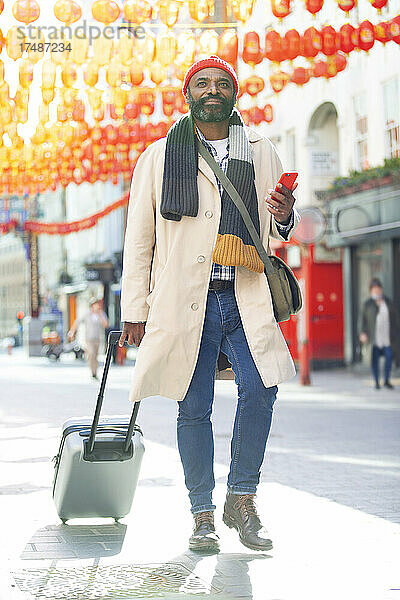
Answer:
[{"xmin": 182, "ymin": 55, "xmax": 239, "ymax": 96}]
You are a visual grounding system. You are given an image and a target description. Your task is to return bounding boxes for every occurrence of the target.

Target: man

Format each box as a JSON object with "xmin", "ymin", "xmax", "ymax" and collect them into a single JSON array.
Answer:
[
  {"xmin": 119, "ymin": 56, "xmax": 299, "ymax": 552},
  {"xmin": 360, "ymin": 278, "xmax": 399, "ymax": 390},
  {"xmin": 68, "ymin": 298, "xmax": 109, "ymax": 379}
]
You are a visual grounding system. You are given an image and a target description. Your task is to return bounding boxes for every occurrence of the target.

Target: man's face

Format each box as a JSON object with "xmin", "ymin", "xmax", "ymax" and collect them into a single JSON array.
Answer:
[
  {"xmin": 186, "ymin": 67, "xmax": 236, "ymax": 123},
  {"xmin": 370, "ymin": 286, "xmax": 383, "ymax": 299}
]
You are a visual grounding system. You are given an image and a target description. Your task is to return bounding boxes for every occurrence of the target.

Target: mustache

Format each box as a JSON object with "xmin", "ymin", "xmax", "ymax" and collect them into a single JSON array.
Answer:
[{"xmin": 198, "ymin": 95, "xmax": 226, "ymax": 105}]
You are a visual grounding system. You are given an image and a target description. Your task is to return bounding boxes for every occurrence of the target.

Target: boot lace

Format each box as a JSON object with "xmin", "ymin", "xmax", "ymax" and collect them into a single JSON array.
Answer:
[
  {"xmin": 233, "ymin": 494, "xmax": 258, "ymax": 521},
  {"xmin": 195, "ymin": 511, "xmax": 214, "ymax": 526}
]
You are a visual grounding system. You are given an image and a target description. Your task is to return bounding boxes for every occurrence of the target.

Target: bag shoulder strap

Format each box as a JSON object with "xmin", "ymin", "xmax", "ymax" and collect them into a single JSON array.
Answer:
[{"xmin": 197, "ymin": 140, "xmax": 275, "ymax": 276}]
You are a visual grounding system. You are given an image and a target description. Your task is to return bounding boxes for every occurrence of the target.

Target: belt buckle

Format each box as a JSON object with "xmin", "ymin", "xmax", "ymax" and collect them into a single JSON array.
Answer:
[{"xmin": 210, "ymin": 280, "xmax": 231, "ymax": 291}]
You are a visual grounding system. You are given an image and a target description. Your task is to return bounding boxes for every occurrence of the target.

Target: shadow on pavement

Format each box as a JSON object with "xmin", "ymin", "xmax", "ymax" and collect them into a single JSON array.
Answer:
[
  {"xmin": 17, "ymin": 527, "xmax": 272, "ymax": 599},
  {"xmin": 21, "ymin": 522, "xmax": 127, "ymax": 560}
]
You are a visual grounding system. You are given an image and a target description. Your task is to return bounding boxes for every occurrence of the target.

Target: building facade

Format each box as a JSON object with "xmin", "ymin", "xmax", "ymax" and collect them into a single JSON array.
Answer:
[
  {"xmin": 244, "ymin": 0, "xmax": 400, "ymax": 367},
  {"xmin": 0, "ymin": 233, "xmax": 28, "ymax": 339}
]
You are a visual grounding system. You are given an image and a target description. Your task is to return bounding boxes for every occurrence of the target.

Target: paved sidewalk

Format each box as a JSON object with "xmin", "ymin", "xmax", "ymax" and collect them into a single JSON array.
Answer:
[{"xmin": 0, "ymin": 349, "xmax": 399, "ymax": 600}]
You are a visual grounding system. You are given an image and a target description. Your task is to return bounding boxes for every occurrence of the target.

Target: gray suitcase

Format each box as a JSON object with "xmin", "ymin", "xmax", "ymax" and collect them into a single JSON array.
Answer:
[{"xmin": 52, "ymin": 331, "xmax": 144, "ymax": 523}]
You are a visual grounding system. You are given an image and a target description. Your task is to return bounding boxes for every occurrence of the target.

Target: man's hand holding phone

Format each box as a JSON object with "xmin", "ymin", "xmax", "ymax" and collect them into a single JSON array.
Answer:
[{"xmin": 266, "ymin": 171, "xmax": 298, "ymax": 225}]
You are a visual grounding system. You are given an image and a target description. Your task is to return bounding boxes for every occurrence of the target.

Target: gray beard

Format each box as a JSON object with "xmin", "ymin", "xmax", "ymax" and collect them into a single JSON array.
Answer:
[{"xmin": 187, "ymin": 88, "xmax": 235, "ymax": 123}]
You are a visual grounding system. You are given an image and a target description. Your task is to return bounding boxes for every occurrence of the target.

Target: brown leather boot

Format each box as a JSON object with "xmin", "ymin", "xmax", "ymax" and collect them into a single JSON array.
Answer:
[
  {"xmin": 189, "ymin": 511, "xmax": 220, "ymax": 552},
  {"xmin": 223, "ymin": 493, "xmax": 273, "ymax": 551}
]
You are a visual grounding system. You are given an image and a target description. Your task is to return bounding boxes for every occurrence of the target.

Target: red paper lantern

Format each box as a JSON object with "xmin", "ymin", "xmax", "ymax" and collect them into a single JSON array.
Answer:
[
  {"xmin": 12, "ymin": 0, "xmax": 40, "ymax": 23},
  {"xmin": 271, "ymin": 0, "xmax": 291, "ymax": 19},
  {"xmin": 117, "ymin": 124, "xmax": 130, "ymax": 144},
  {"xmin": 72, "ymin": 100, "xmax": 85, "ymax": 121},
  {"xmin": 218, "ymin": 30, "xmax": 238, "ymax": 66},
  {"xmin": 301, "ymin": 27, "xmax": 322, "ymax": 58},
  {"xmin": 369, "ymin": 0, "xmax": 388, "ymax": 14},
  {"xmin": 291, "ymin": 67, "xmax": 310, "ymax": 86},
  {"xmin": 157, "ymin": 0, "xmax": 180, "ymax": 27},
  {"xmin": 124, "ymin": 102, "xmax": 139, "ymax": 120},
  {"xmin": 130, "ymin": 65, "xmax": 144, "ymax": 86},
  {"xmin": 61, "ymin": 63, "xmax": 78, "ymax": 87},
  {"xmin": 138, "ymin": 91, "xmax": 155, "ymax": 115},
  {"xmin": 247, "ymin": 106, "xmax": 265, "ymax": 125},
  {"xmin": 305, "ymin": 0, "xmax": 323, "ymax": 16},
  {"xmin": 374, "ymin": 21, "xmax": 391, "ymax": 44},
  {"xmin": 54, "ymin": 0, "xmax": 82, "ymax": 24},
  {"xmin": 242, "ymin": 32, "xmax": 263, "ymax": 65},
  {"xmin": 19, "ymin": 60, "xmax": 34, "ymax": 87},
  {"xmin": 161, "ymin": 90, "xmax": 176, "ymax": 117},
  {"xmin": 265, "ymin": 30, "xmax": 287, "ymax": 62},
  {"xmin": 91, "ymin": 0, "xmax": 120, "ymax": 24},
  {"xmin": 333, "ymin": 51, "xmax": 347, "ymax": 72},
  {"xmin": 339, "ymin": 24, "xmax": 356, "ymax": 53},
  {"xmin": 337, "ymin": 0, "xmax": 356, "ymax": 15},
  {"xmin": 284, "ymin": 29, "xmax": 301, "ymax": 61},
  {"xmin": 83, "ymin": 61, "xmax": 99, "ymax": 86},
  {"xmin": 321, "ymin": 25, "xmax": 338, "ymax": 56},
  {"xmin": 263, "ymin": 104, "xmax": 273, "ymax": 123},
  {"xmin": 175, "ymin": 94, "xmax": 189, "ymax": 114},
  {"xmin": 104, "ymin": 124, "xmax": 118, "ymax": 144},
  {"xmin": 123, "ymin": 0, "xmax": 152, "ymax": 23},
  {"xmin": 269, "ymin": 70, "xmax": 290, "ymax": 93},
  {"xmin": 244, "ymin": 74, "xmax": 264, "ymax": 96},
  {"xmin": 357, "ymin": 20, "xmax": 375, "ymax": 52},
  {"xmin": 325, "ymin": 58, "xmax": 338, "ymax": 79},
  {"xmin": 312, "ymin": 60, "xmax": 327, "ymax": 77},
  {"xmin": 389, "ymin": 16, "xmax": 400, "ymax": 44}
]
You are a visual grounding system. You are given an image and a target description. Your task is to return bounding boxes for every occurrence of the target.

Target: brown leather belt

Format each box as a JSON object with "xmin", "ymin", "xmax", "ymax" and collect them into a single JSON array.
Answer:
[{"xmin": 209, "ymin": 280, "xmax": 234, "ymax": 291}]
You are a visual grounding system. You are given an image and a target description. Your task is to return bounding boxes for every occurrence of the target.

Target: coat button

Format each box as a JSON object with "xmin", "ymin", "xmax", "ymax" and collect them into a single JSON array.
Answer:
[
  {"xmin": 205, "ymin": 210, "xmax": 213, "ymax": 218},
  {"xmin": 197, "ymin": 255, "xmax": 205, "ymax": 263},
  {"xmin": 191, "ymin": 303, "xmax": 199, "ymax": 311}
]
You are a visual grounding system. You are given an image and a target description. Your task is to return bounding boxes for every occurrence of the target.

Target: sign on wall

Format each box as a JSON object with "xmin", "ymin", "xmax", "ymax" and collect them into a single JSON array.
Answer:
[{"xmin": 310, "ymin": 151, "xmax": 338, "ymax": 176}]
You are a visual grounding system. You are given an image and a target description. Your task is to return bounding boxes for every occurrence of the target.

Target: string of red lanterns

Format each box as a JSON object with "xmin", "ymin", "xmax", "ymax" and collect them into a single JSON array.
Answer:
[
  {"xmin": 7, "ymin": 0, "xmax": 392, "ymax": 28},
  {"xmin": 24, "ymin": 193, "xmax": 129, "ymax": 235},
  {"xmin": 0, "ymin": 194, "xmax": 128, "ymax": 236},
  {"xmin": 0, "ymin": 1, "xmax": 398, "ymax": 199}
]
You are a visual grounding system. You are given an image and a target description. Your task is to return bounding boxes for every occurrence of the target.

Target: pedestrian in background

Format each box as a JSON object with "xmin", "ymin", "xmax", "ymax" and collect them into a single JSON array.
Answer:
[
  {"xmin": 119, "ymin": 56, "xmax": 299, "ymax": 553},
  {"xmin": 68, "ymin": 299, "xmax": 109, "ymax": 380},
  {"xmin": 360, "ymin": 278, "xmax": 399, "ymax": 390}
]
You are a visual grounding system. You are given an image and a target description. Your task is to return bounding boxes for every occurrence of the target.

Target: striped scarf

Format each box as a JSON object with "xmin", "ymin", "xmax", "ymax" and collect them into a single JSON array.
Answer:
[{"xmin": 160, "ymin": 108, "xmax": 264, "ymax": 274}]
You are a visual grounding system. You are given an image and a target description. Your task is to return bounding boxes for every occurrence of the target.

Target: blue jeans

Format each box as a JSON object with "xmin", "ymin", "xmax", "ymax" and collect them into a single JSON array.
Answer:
[
  {"xmin": 371, "ymin": 345, "xmax": 393, "ymax": 384},
  {"xmin": 177, "ymin": 287, "xmax": 278, "ymax": 514}
]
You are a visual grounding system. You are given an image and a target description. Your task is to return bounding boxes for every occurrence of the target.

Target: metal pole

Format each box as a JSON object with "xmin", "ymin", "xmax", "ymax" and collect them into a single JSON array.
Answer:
[
  {"xmin": 299, "ymin": 244, "xmax": 312, "ymax": 385},
  {"xmin": 29, "ymin": 232, "xmax": 40, "ymax": 318}
]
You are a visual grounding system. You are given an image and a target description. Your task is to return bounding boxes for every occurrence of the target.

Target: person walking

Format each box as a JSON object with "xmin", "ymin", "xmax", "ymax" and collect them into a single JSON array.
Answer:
[
  {"xmin": 68, "ymin": 299, "xmax": 109, "ymax": 380},
  {"xmin": 119, "ymin": 56, "xmax": 300, "ymax": 552},
  {"xmin": 360, "ymin": 278, "xmax": 399, "ymax": 390}
]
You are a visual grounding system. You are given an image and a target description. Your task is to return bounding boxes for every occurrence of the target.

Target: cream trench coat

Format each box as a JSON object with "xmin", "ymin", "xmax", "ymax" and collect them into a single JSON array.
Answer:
[{"xmin": 121, "ymin": 127, "xmax": 300, "ymax": 403}]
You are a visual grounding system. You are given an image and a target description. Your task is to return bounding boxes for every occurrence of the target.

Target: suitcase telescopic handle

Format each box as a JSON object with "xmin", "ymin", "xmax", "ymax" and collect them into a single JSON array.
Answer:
[{"xmin": 87, "ymin": 330, "xmax": 140, "ymax": 455}]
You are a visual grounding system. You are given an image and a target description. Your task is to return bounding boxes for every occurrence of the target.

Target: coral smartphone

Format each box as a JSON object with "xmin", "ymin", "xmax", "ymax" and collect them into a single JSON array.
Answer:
[{"xmin": 275, "ymin": 172, "xmax": 298, "ymax": 192}]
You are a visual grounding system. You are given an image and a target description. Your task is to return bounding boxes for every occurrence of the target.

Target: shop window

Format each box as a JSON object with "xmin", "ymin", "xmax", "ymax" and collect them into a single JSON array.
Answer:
[
  {"xmin": 353, "ymin": 93, "xmax": 369, "ymax": 170},
  {"xmin": 383, "ymin": 78, "xmax": 400, "ymax": 159}
]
